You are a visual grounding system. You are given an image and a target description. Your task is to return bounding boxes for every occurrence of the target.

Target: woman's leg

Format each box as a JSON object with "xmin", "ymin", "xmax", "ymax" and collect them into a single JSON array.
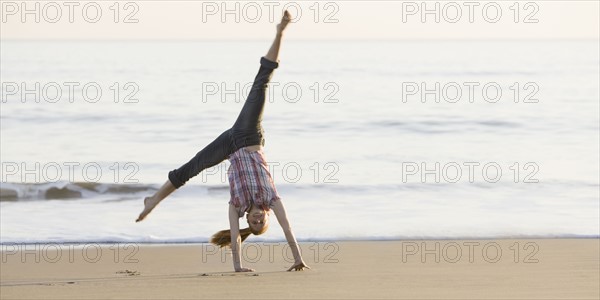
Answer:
[
  {"xmin": 136, "ymin": 129, "xmax": 234, "ymax": 222},
  {"xmin": 231, "ymin": 58, "xmax": 278, "ymax": 133},
  {"xmin": 231, "ymin": 11, "xmax": 291, "ymax": 141},
  {"xmin": 135, "ymin": 180, "xmax": 175, "ymax": 222},
  {"xmin": 268, "ymin": 11, "xmax": 291, "ymax": 62}
]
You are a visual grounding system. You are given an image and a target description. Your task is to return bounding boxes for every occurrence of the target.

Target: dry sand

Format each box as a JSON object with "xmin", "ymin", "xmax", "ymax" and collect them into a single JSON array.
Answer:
[{"xmin": 1, "ymin": 239, "xmax": 598, "ymax": 299}]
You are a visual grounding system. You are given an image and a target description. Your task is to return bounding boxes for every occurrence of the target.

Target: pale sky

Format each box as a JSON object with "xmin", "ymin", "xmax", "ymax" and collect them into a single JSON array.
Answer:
[{"xmin": 1, "ymin": 1, "xmax": 598, "ymax": 40}]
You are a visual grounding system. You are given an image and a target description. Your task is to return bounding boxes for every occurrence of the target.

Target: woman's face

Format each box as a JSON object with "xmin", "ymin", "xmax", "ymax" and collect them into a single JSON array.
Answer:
[{"xmin": 247, "ymin": 206, "xmax": 268, "ymax": 232}]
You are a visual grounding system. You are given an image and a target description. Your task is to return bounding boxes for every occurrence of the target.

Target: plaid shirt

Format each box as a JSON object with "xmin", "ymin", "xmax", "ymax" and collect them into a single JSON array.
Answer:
[{"xmin": 228, "ymin": 148, "xmax": 280, "ymax": 217}]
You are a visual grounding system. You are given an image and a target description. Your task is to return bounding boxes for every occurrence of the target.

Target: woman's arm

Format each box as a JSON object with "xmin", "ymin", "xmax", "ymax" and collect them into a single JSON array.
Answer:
[
  {"xmin": 229, "ymin": 205, "xmax": 254, "ymax": 272},
  {"xmin": 271, "ymin": 199, "xmax": 310, "ymax": 271}
]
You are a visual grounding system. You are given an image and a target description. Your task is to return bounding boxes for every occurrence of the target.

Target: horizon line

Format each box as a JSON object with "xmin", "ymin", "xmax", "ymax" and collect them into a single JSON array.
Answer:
[{"xmin": 1, "ymin": 37, "xmax": 599, "ymax": 42}]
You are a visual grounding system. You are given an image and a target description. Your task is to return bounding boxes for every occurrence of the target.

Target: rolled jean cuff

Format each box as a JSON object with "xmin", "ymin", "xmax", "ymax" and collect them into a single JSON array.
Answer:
[
  {"xmin": 260, "ymin": 56, "xmax": 279, "ymax": 69},
  {"xmin": 168, "ymin": 170, "xmax": 184, "ymax": 189}
]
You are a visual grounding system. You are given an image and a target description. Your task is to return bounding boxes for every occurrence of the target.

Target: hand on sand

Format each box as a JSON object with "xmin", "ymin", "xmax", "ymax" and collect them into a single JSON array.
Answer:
[
  {"xmin": 135, "ymin": 197, "xmax": 159, "ymax": 222},
  {"xmin": 287, "ymin": 261, "xmax": 310, "ymax": 272},
  {"xmin": 276, "ymin": 10, "xmax": 291, "ymax": 33},
  {"xmin": 235, "ymin": 267, "xmax": 255, "ymax": 272}
]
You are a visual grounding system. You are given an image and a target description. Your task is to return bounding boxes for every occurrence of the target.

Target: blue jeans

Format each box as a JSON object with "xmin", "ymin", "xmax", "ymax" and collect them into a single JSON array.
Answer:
[{"xmin": 168, "ymin": 57, "xmax": 279, "ymax": 188}]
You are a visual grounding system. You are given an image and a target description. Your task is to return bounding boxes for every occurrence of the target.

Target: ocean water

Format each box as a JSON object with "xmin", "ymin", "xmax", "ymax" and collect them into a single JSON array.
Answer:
[{"xmin": 1, "ymin": 40, "xmax": 598, "ymax": 243}]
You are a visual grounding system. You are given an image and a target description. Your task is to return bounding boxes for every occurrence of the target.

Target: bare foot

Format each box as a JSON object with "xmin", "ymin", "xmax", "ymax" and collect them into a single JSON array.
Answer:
[
  {"xmin": 136, "ymin": 196, "xmax": 160, "ymax": 222},
  {"xmin": 276, "ymin": 10, "xmax": 291, "ymax": 33}
]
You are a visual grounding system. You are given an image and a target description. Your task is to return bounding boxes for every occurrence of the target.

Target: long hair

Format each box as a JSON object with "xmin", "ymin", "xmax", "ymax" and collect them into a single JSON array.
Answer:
[{"xmin": 210, "ymin": 223, "xmax": 269, "ymax": 248}]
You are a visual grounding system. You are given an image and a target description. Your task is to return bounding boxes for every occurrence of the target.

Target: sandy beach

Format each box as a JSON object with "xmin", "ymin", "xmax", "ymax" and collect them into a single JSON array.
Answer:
[{"xmin": 1, "ymin": 239, "xmax": 598, "ymax": 299}]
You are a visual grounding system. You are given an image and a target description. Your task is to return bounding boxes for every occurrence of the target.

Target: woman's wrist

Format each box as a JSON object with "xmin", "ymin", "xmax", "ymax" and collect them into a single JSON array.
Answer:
[{"xmin": 233, "ymin": 260, "xmax": 241, "ymax": 269}]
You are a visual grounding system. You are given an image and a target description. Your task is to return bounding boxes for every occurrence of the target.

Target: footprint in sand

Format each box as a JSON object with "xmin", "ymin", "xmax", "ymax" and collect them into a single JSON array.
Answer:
[{"xmin": 116, "ymin": 270, "xmax": 140, "ymax": 276}]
